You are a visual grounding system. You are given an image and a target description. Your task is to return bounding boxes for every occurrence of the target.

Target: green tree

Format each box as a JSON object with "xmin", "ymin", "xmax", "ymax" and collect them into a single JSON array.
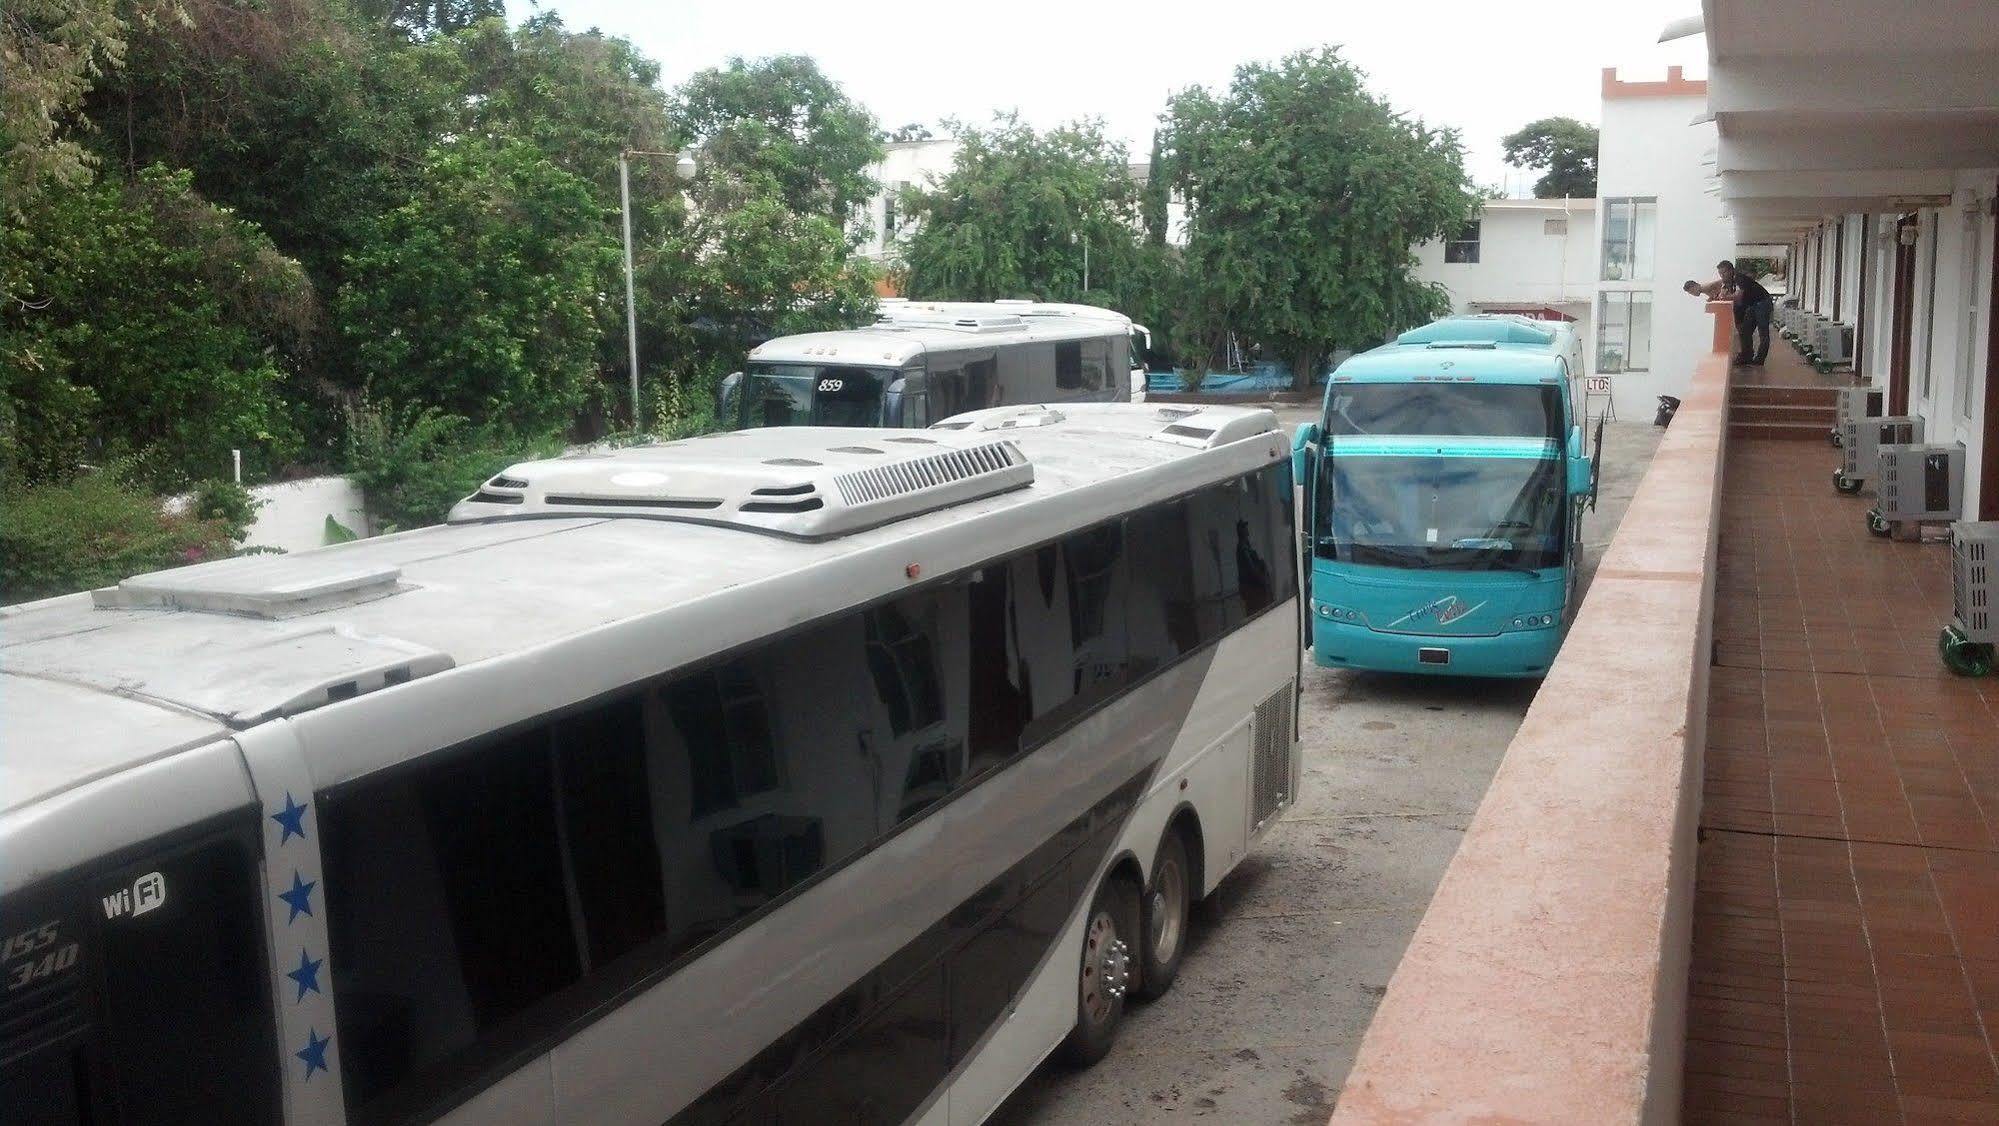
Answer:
[
  {"xmin": 888, "ymin": 122, "xmax": 933, "ymax": 143},
  {"xmin": 86, "ymin": 0, "xmax": 467, "ymax": 294},
  {"xmin": 1501, "ymin": 116, "xmax": 1599, "ymax": 199},
  {"xmin": 672, "ymin": 55, "xmax": 883, "ymax": 226},
  {"xmin": 0, "ymin": 0, "xmax": 182, "ymax": 217},
  {"xmin": 336, "ymin": 138, "xmax": 615, "ymax": 437},
  {"xmin": 900, "ymin": 115, "xmax": 1143, "ymax": 305},
  {"xmin": 2, "ymin": 165, "xmax": 312, "ymax": 487},
  {"xmin": 348, "ymin": 0, "xmax": 503, "ymax": 39},
  {"xmin": 1164, "ymin": 47, "xmax": 1475, "ymax": 390}
]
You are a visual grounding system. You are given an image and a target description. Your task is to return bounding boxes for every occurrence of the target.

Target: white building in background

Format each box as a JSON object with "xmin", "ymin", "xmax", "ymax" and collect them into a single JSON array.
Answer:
[
  {"xmin": 1413, "ymin": 197, "xmax": 1599, "ymax": 342},
  {"xmin": 1590, "ymin": 65, "xmax": 1736, "ymax": 420},
  {"xmin": 854, "ymin": 139, "xmax": 962, "ymax": 265}
]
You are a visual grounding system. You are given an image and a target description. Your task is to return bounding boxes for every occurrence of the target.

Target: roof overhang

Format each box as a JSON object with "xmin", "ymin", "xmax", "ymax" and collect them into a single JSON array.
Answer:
[{"xmin": 1697, "ymin": 0, "xmax": 1999, "ymax": 239}]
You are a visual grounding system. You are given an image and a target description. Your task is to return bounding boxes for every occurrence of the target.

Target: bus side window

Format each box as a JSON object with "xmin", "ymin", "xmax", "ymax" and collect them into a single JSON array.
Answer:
[
  {"xmin": 1054, "ymin": 341, "xmax": 1085, "ymax": 390},
  {"xmin": 1078, "ymin": 337, "xmax": 1111, "ymax": 393},
  {"xmin": 1125, "ymin": 500, "xmax": 1203, "ymax": 669}
]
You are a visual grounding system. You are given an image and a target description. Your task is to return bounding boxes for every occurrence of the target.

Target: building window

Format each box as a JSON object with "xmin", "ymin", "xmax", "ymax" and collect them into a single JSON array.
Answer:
[
  {"xmin": 1444, "ymin": 221, "xmax": 1481, "ymax": 264},
  {"xmin": 881, "ymin": 181, "xmax": 908, "ymax": 242},
  {"xmin": 1596, "ymin": 291, "xmax": 1652, "ymax": 373},
  {"xmin": 1600, "ymin": 198, "xmax": 1657, "ymax": 281},
  {"xmin": 1544, "ymin": 218, "xmax": 1568, "ymax": 237}
]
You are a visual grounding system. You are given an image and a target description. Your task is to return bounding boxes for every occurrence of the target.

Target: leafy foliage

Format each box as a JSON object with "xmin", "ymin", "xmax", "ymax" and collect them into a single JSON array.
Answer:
[
  {"xmin": 672, "ymin": 55, "xmax": 883, "ymax": 226},
  {"xmin": 1501, "ymin": 116, "xmax": 1599, "ymax": 199},
  {"xmin": 1163, "ymin": 48, "xmax": 1475, "ymax": 388},
  {"xmin": 1, "ymin": 165, "xmax": 312, "ymax": 487},
  {"xmin": 336, "ymin": 138, "xmax": 616, "ymax": 438},
  {"xmin": 0, "ymin": 466, "xmax": 236, "ymax": 604},
  {"xmin": 901, "ymin": 115, "xmax": 1143, "ymax": 305},
  {"xmin": 341, "ymin": 399, "xmax": 562, "ymax": 531},
  {"xmin": 188, "ymin": 478, "xmax": 262, "ymax": 541}
]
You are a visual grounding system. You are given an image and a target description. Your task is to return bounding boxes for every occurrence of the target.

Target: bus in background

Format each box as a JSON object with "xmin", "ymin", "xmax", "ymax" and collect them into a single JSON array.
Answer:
[
  {"xmin": 717, "ymin": 303, "xmax": 1142, "ymax": 430},
  {"xmin": 1, "ymin": 402, "xmax": 1298, "ymax": 1125},
  {"xmin": 1381, "ymin": 314, "xmax": 1584, "ymax": 407},
  {"xmin": 1291, "ymin": 338, "xmax": 1599, "ymax": 678},
  {"xmin": 880, "ymin": 300, "xmax": 1152, "ymax": 401}
]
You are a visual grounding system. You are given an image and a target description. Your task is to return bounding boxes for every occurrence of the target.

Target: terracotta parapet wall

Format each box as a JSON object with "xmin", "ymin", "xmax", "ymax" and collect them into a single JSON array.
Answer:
[
  {"xmin": 1602, "ymin": 65, "xmax": 1708, "ymax": 99},
  {"xmin": 1329, "ymin": 314, "xmax": 1733, "ymax": 1124}
]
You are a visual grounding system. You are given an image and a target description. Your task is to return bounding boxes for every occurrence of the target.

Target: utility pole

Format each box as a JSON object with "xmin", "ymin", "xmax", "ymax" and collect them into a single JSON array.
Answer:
[{"xmin": 618, "ymin": 152, "xmax": 642, "ymax": 432}]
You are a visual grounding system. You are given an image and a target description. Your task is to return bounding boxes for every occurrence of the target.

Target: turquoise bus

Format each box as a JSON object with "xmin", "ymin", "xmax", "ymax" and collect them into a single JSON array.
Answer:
[{"xmin": 1292, "ymin": 328, "xmax": 1598, "ymax": 678}]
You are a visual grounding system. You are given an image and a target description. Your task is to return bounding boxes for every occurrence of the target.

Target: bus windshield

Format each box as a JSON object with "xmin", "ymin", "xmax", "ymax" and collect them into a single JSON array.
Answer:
[
  {"xmin": 1315, "ymin": 448, "xmax": 1566, "ymax": 571},
  {"xmin": 1324, "ymin": 383, "xmax": 1561, "ymax": 439},
  {"xmin": 737, "ymin": 363, "xmax": 895, "ymax": 427}
]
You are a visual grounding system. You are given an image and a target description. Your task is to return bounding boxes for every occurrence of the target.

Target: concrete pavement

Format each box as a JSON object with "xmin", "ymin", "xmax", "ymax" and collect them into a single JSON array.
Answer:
[{"xmin": 992, "ymin": 409, "xmax": 1664, "ymax": 1124}]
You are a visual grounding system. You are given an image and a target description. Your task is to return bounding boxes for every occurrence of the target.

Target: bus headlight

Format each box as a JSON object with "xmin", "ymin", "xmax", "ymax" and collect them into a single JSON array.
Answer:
[{"xmin": 1313, "ymin": 603, "xmax": 1365, "ymax": 624}]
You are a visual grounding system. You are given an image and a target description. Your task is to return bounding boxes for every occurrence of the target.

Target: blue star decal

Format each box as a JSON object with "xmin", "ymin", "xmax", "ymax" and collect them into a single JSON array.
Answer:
[
  {"xmin": 287, "ymin": 948, "xmax": 324, "ymax": 1002},
  {"xmin": 296, "ymin": 1027, "xmax": 330, "ymax": 1080},
  {"xmin": 270, "ymin": 792, "xmax": 309, "ymax": 844},
  {"xmin": 278, "ymin": 871, "xmax": 316, "ymax": 924}
]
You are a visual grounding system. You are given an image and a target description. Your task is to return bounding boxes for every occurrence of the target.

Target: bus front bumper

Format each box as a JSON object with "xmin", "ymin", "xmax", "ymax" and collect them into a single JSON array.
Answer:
[{"xmin": 1309, "ymin": 615, "xmax": 1560, "ymax": 679}]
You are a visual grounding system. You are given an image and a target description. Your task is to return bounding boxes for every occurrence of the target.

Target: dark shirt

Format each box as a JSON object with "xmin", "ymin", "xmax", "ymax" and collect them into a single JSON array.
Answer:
[{"xmin": 1729, "ymin": 273, "xmax": 1771, "ymax": 309}]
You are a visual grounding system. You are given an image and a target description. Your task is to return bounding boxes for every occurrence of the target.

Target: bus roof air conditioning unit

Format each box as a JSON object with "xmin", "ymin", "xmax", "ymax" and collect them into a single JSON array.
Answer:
[
  {"xmin": 1874, "ymin": 442, "xmax": 1963, "ymax": 523},
  {"xmin": 1831, "ymin": 386, "xmax": 1882, "ymax": 446},
  {"xmin": 1834, "ymin": 415, "xmax": 1921, "ymax": 493},
  {"xmin": 1940, "ymin": 522, "xmax": 1999, "ymax": 675}
]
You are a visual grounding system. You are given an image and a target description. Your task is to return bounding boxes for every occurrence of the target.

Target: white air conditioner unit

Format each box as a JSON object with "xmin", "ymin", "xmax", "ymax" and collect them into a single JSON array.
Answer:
[
  {"xmin": 1872, "ymin": 442, "xmax": 1962, "ymax": 526},
  {"xmin": 1834, "ymin": 415, "xmax": 1922, "ymax": 492},
  {"xmin": 1940, "ymin": 522, "xmax": 1998, "ymax": 676},
  {"xmin": 1831, "ymin": 386, "xmax": 1883, "ymax": 446},
  {"xmin": 1809, "ymin": 321, "xmax": 1853, "ymax": 365}
]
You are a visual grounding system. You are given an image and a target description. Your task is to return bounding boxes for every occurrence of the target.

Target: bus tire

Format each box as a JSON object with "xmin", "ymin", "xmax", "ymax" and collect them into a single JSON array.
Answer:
[
  {"xmin": 1135, "ymin": 830, "xmax": 1192, "ymax": 1001},
  {"xmin": 1059, "ymin": 873, "xmax": 1140, "ymax": 1067}
]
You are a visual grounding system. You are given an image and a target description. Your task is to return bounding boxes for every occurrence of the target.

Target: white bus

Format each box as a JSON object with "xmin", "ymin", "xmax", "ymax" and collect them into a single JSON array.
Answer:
[
  {"xmin": 719, "ymin": 303, "xmax": 1143, "ymax": 431},
  {"xmin": 1, "ymin": 403, "xmax": 1301, "ymax": 1125}
]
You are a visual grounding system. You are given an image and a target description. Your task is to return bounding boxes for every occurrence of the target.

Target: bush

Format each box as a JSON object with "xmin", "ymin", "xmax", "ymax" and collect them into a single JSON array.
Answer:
[
  {"xmin": 189, "ymin": 480, "xmax": 263, "ymax": 542},
  {"xmin": 1, "ymin": 469, "xmax": 235, "ymax": 605},
  {"xmin": 344, "ymin": 400, "xmax": 563, "ymax": 532}
]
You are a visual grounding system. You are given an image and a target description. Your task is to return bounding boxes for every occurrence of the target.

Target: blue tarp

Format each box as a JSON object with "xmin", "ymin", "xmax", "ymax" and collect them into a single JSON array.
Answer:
[{"xmin": 1146, "ymin": 361, "xmax": 1330, "ymax": 394}]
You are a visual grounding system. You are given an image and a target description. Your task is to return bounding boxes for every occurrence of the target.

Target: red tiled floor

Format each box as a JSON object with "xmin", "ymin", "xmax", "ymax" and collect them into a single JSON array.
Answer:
[{"xmin": 1684, "ymin": 428, "xmax": 1999, "ymax": 1125}]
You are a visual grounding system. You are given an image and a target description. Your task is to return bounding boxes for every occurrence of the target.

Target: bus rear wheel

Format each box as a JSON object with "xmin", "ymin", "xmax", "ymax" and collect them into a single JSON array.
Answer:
[
  {"xmin": 1059, "ymin": 874, "xmax": 1139, "ymax": 1067},
  {"xmin": 1136, "ymin": 830, "xmax": 1191, "ymax": 1001}
]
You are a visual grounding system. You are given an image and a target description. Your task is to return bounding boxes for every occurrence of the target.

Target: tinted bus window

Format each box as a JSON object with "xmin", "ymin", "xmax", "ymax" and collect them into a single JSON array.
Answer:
[
  {"xmin": 1325, "ymin": 383, "xmax": 1561, "ymax": 439},
  {"xmin": 740, "ymin": 364, "xmax": 892, "ymax": 427},
  {"xmin": 0, "ymin": 820, "xmax": 282, "ymax": 1126},
  {"xmin": 1125, "ymin": 500, "xmax": 1203, "ymax": 670}
]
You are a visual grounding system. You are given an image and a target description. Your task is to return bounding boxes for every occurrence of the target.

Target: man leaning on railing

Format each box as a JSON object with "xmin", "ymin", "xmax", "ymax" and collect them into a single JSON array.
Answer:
[{"xmin": 1683, "ymin": 259, "xmax": 1773, "ymax": 367}]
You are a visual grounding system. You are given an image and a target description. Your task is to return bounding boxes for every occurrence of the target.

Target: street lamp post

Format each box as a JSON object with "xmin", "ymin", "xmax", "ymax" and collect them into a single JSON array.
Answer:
[
  {"xmin": 617, "ymin": 149, "xmax": 691, "ymax": 434},
  {"xmin": 618, "ymin": 153, "xmax": 641, "ymax": 431}
]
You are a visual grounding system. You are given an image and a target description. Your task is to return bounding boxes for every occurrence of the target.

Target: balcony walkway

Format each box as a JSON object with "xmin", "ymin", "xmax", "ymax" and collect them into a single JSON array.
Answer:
[{"xmin": 1684, "ymin": 383, "xmax": 1999, "ymax": 1120}]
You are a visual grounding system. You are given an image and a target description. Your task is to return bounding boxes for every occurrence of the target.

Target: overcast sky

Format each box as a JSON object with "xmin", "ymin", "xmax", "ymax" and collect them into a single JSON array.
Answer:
[{"xmin": 526, "ymin": 0, "xmax": 1708, "ymax": 194}]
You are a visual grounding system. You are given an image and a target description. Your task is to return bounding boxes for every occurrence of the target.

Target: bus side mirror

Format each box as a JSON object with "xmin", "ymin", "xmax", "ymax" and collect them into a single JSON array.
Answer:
[
  {"xmin": 1292, "ymin": 422, "xmax": 1321, "ymax": 483},
  {"xmin": 716, "ymin": 371, "xmax": 743, "ymax": 424},
  {"xmin": 1568, "ymin": 455, "xmax": 1591, "ymax": 497}
]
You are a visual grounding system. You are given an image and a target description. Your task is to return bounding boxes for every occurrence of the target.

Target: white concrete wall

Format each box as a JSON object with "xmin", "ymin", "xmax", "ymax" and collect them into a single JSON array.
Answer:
[
  {"xmin": 1413, "ymin": 201, "xmax": 1598, "ymax": 332},
  {"xmin": 1594, "ymin": 86, "xmax": 1737, "ymax": 419},
  {"xmin": 241, "ymin": 477, "xmax": 371, "ymax": 552}
]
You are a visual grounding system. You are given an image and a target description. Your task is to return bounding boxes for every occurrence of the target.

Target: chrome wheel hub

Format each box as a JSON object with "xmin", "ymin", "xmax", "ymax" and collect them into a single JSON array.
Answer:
[{"xmin": 1080, "ymin": 909, "xmax": 1132, "ymax": 1024}]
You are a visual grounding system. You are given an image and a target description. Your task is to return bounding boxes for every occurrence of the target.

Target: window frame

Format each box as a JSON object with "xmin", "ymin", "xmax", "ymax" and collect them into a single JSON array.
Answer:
[
  {"xmin": 1595, "ymin": 290, "xmax": 1653, "ymax": 374},
  {"xmin": 1444, "ymin": 220, "xmax": 1482, "ymax": 264},
  {"xmin": 1599, "ymin": 197, "xmax": 1657, "ymax": 282}
]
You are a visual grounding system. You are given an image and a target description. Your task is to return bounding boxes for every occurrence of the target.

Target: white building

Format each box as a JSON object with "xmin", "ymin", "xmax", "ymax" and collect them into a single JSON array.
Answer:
[
  {"xmin": 854, "ymin": 139, "xmax": 962, "ymax": 264},
  {"xmin": 1591, "ymin": 65, "xmax": 1738, "ymax": 420},
  {"xmin": 1413, "ymin": 197, "xmax": 1599, "ymax": 342}
]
